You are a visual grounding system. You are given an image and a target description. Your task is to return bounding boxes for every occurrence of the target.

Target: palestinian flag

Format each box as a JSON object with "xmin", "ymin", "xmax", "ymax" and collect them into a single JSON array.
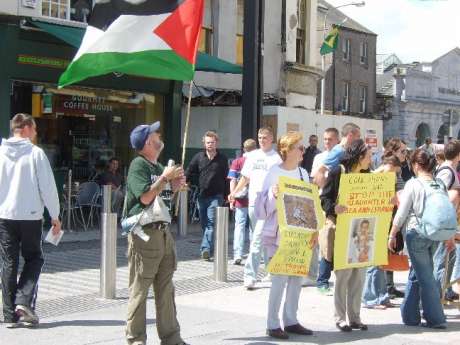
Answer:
[
  {"xmin": 320, "ymin": 25, "xmax": 339, "ymax": 56},
  {"xmin": 58, "ymin": 0, "xmax": 204, "ymax": 88}
]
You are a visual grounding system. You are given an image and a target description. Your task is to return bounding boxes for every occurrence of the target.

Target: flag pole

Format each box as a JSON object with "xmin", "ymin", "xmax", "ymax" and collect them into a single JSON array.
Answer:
[
  {"xmin": 181, "ymin": 80, "xmax": 193, "ymax": 166},
  {"xmin": 175, "ymin": 80, "xmax": 194, "ymax": 218}
]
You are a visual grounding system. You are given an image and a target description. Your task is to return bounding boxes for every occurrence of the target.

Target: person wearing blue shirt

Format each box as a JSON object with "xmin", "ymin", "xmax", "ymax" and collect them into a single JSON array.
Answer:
[{"xmin": 313, "ymin": 123, "xmax": 361, "ymax": 188}]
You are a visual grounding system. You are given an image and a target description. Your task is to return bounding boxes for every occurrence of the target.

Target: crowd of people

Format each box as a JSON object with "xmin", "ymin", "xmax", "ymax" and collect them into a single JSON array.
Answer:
[
  {"xmin": 186, "ymin": 123, "xmax": 460, "ymax": 339},
  {"xmin": 1, "ymin": 113, "xmax": 460, "ymax": 344}
]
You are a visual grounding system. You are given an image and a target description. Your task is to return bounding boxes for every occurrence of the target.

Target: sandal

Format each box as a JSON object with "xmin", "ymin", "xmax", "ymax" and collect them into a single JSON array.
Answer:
[{"xmin": 350, "ymin": 322, "xmax": 368, "ymax": 331}]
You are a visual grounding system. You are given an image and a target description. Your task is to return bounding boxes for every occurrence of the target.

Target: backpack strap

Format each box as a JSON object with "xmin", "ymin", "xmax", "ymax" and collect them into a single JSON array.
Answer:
[
  {"xmin": 435, "ymin": 166, "xmax": 456, "ymax": 190},
  {"xmin": 121, "ymin": 191, "xmax": 129, "ymax": 219},
  {"xmin": 298, "ymin": 167, "xmax": 304, "ymax": 181}
]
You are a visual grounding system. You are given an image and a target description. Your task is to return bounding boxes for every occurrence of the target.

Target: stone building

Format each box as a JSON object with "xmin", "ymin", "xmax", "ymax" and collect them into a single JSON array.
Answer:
[{"xmin": 378, "ymin": 48, "xmax": 460, "ymax": 147}]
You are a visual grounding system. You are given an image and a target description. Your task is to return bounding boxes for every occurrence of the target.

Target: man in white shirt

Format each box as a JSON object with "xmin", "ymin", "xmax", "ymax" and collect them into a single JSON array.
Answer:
[
  {"xmin": 312, "ymin": 123, "xmax": 361, "ymax": 188},
  {"xmin": 311, "ymin": 128, "xmax": 340, "ymax": 180},
  {"xmin": 311, "ymin": 128, "xmax": 339, "ymax": 295},
  {"xmin": 229, "ymin": 127, "xmax": 282, "ymax": 289},
  {"xmin": 0, "ymin": 113, "xmax": 61, "ymax": 328}
]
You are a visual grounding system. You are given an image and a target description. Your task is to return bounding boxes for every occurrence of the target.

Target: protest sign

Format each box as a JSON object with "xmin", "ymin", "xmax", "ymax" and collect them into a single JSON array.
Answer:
[
  {"xmin": 334, "ymin": 172, "xmax": 395, "ymax": 270},
  {"xmin": 267, "ymin": 176, "xmax": 325, "ymax": 276}
]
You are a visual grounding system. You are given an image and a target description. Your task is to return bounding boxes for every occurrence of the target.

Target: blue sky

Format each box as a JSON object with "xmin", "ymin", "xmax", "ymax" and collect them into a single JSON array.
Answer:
[{"xmin": 326, "ymin": 0, "xmax": 460, "ymax": 63}]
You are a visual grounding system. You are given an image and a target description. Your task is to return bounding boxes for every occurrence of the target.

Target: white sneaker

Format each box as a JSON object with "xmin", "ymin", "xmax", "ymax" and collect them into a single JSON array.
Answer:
[
  {"xmin": 243, "ymin": 278, "xmax": 256, "ymax": 290},
  {"xmin": 233, "ymin": 257, "xmax": 242, "ymax": 265},
  {"xmin": 15, "ymin": 305, "xmax": 39, "ymax": 325}
]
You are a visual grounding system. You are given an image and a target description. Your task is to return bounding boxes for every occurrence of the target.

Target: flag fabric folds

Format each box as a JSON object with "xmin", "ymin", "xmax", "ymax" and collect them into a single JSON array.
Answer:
[
  {"xmin": 58, "ymin": 0, "xmax": 204, "ymax": 88},
  {"xmin": 320, "ymin": 25, "xmax": 339, "ymax": 56}
]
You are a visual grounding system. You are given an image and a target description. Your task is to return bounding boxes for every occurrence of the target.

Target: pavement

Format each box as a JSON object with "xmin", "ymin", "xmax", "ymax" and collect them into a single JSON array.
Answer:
[{"xmin": 0, "ymin": 222, "xmax": 460, "ymax": 345}]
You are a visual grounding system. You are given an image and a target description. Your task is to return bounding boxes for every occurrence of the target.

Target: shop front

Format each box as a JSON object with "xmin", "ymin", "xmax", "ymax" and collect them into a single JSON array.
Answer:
[{"xmin": 14, "ymin": 81, "xmax": 166, "ymax": 182}]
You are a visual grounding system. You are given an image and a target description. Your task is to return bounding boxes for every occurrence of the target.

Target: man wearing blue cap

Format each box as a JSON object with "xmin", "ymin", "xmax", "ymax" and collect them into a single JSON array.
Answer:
[{"xmin": 124, "ymin": 121, "xmax": 188, "ymax": 345}]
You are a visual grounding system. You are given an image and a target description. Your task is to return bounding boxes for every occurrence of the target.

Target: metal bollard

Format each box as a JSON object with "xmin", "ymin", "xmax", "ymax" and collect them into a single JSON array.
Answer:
[
  {"xmin": 178, "ymin": 189, "xmax": 188, "ymax": 237},
  {"xmin": 100, "ymin": 185, "xmax": 117, "ymax": 299},
  {"xmin": 214, "ymin": 207, "xmax": 228, "ymax": 282}
]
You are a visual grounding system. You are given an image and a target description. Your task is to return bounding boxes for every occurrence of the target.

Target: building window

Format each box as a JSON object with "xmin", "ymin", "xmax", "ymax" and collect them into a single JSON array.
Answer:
[
  {"xmin": 360, "ymin": 42, "xmax": 368, "ymax": 65},
  {"xmin": 42, "ymin": 0, "xmax": 69, "ymax": 20},
  {"xmin": 42, "ymin": 0, "xmax": 92, "ymax": 22},
  {"xmin": 342, "ymin": 38, "xmax": 351, "ymax": 62},
  {"xmin": 342, "ymin": 82, "xmax": 350, "ymax": 113},
  {"xmin": 296, "ymin": 0, "xmax": 306, "ymax": 64},
  {"xmin": 199, "ymin": 0, "xmax": 213, "ymax": 54},
  {"xmin": 359, "ymin": 85, "xmax": 368, "ymax": 113},
  {"xmin": 236, "ymin": 0, "xmax": 244, "ymax": 65}
]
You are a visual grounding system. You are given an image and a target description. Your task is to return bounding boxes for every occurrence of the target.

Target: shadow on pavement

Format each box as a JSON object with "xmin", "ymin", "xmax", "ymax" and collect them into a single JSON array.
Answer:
[
  {"xmin": 31, "ymin": 318, "xmax": 155, "ymax": 329},
  {"xmin": 227, "ymin": 321, "xmax": 460, "ymax": 344}
]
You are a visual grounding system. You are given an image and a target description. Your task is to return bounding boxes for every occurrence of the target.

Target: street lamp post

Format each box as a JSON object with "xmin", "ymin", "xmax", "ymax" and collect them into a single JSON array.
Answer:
[{"xmin": 320, "ymin": 1, "xmax": 365, "ymax": 116}]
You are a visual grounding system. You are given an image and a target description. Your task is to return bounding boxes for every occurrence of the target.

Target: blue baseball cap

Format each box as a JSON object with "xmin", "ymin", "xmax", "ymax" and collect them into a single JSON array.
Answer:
[{"xmin": 130, "ymin": 121, "xmax": 160, "ymax": 150}]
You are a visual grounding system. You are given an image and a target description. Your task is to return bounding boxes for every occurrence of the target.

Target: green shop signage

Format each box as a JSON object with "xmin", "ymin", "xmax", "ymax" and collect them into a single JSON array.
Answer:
[{"xmin": 17, "ymin": 54, "xmax": 70, "ymax": 69}]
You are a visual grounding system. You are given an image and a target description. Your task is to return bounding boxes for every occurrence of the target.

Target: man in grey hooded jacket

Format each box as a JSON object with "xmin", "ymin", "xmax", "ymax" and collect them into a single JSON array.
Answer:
[{"xmin": 0, "ymin": 113, "xmax": 60, "ymax": 328}]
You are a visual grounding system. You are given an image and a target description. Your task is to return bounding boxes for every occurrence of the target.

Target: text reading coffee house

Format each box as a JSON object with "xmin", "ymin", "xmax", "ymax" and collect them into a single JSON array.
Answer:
[{"xmin": 62, "ymin": 96, "xmax": 114, "ymax": 112}]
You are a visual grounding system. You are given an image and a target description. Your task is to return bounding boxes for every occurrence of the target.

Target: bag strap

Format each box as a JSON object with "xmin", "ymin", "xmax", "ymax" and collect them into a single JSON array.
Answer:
[
  {"xmin": 414, "ymin": 177, "xmax": 447, "ymax": 223},
  {"xmin": 298, "ymin": 167, "xmax": 304, "ymax": 181},
  {"xmin": 435, "ymin": 166, "xmax": 455, "ymax": 190}
]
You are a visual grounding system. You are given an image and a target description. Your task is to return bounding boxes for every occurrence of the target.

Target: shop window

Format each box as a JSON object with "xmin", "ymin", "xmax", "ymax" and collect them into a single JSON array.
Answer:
[
  {"xmin": 342, "ymin": 38, "xmax": 351, "ymax": 62},
  {"xmin": 13, "ymin": 82, "xmax": 165, "ymax": 182},
  {"xmin": 42, "ymin": 0, "xmax": 93, "ymax": 23},
  {"xmin": 199, "ymin": 0, "xmax": 213, "ymax": 54},
  {"xmin": 236, "ymin": 0, "xmax": 244, "ymax": 65},
  {"xmin": 296, "ymin": 0, "xmax": 306, "ymax": 65}
]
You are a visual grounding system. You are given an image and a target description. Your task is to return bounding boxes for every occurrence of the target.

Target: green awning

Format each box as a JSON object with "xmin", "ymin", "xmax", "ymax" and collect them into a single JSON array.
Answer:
[
  {"xmin": 195, "ymin": 52, "xmax": 242, "ymax": 74},
  {"xmin": 31, "ymin": 20, "xmax": 242, "ymax": 75}
]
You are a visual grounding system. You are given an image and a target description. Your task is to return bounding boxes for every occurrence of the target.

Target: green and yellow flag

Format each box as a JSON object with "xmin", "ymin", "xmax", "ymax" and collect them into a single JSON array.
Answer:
[{"xmin": 320, "ymin": 26, "xmax": 339, "ymax": 55}]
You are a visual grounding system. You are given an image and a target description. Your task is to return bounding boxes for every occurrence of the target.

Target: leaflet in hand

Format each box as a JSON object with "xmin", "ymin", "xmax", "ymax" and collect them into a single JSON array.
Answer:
[{"xmin": 45, "ymin": 227, "xmax": 64, "ymax": 246}]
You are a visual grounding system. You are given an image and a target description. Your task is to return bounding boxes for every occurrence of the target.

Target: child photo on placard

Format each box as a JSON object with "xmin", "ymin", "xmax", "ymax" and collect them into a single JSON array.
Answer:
[{"xmin": 347, "ymin": 217, "xmax": 376, "ymax": 264}]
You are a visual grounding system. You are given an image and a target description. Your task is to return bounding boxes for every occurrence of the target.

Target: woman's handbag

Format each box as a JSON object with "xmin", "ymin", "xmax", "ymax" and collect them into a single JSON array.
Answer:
[{"xmin": 381, "ymin": 252, "xmax": 409, "ymax": 271}]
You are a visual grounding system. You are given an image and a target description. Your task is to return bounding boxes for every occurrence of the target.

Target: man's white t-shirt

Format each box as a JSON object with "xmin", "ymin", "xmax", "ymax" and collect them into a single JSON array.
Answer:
[
  {"xmin": 311, "ymin": 151, "xmax": 328, "ymax": 178},
  {"xmin": 241, "ymin": 149, "xmax": 282, "ymax": 206},
  {"xmin": 436, "ymin": 161, "xmax": 460, "ymax": 190}
]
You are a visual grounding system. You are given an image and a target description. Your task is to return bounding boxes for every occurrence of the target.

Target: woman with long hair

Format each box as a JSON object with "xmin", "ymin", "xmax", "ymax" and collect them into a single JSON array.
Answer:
[
  {"xmin": 255, "ymin": 131, "xmax": 315, "ymax": 339},
  {"xmin": 388, "ymin": 149, "xmax": 446, "ymax": 328},
  {"xmin": 382, "ymin": 138, "xmax": 409, "ymax": 298},
  {"xmin": 320, "ymin": 139, "xmax": 372, "ymax": 332},
  {"xmin": 361, "ymin": 155, "xmax": 401, "ymax": 309}
]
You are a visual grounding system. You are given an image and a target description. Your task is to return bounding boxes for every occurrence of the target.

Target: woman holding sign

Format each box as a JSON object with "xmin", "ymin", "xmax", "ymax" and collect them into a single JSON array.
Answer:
[
  {"xmin": 320, "ymin": 139, "xmax": 372, "ymax": 332},
  {"xmin": 255, "ymin": 131, "xmax": 314, "ymax": 339}
]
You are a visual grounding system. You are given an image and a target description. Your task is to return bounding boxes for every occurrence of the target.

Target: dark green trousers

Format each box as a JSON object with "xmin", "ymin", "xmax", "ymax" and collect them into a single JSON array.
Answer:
[{"xmin": 126, "ymin": 225, "xmax": 183, "ymax": 345}]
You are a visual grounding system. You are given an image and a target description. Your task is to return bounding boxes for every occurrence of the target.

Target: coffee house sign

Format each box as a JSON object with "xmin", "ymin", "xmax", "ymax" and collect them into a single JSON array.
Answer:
[{"xmin": 56, "ymin": 95, "xmax": 114, "ymax": 116}]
